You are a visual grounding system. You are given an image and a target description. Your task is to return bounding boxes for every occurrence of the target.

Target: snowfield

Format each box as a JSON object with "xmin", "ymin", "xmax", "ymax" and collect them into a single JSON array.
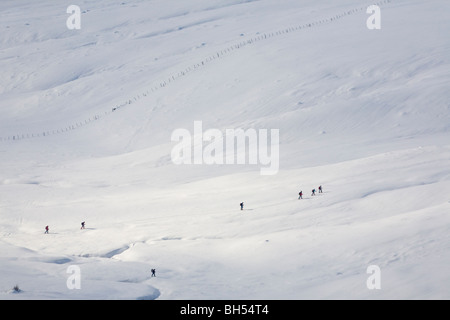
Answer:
[{"xmin": 0, "ymin": 0, "xmax": 449, "ymax": 300}]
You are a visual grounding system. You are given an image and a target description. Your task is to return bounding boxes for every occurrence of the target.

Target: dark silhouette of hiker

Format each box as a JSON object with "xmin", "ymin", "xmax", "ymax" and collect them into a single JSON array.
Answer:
[
  {"xmin": 151, "ymin": 269, "xmax": 156, "ymax": 277},
  {"xmin": 240, "ymin": 202, "xmax": 244, "ymax": 210},
  {"xmin": 298, "ymin": 191, "xmax": 303, "ymax": 199},
  {"xmin": 45, "ymin": 226, "xmax": 49, "ymax": 234}
]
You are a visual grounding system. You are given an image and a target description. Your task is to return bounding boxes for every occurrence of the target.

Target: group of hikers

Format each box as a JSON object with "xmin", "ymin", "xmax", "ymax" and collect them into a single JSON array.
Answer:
[
  {"xmin": 240, "ymin": 185, "xmax": 324, "ymax": 211},
  {"xmin": 44, "ymin": 221, "xmax": 85, "ymax": 234},
  {"xmin": 298, "ymin": 185, "xmax": 323, "ymax": 199},
  {"xmin": 44, "ymin": 222, "xmax": 157, "ymax": 278},
  {"xmin": 45, "ymin": 186, "xmax": 326, "ymax": 232},
  {"xmin": 45, "ymin": 188, "xmax": 326, "ymax": 231}
]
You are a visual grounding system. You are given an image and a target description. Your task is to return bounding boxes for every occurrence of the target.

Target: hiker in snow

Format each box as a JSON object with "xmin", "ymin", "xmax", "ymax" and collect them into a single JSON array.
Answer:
[
  {"xmin": 298, "ymin": 191, "xmax": 303, "ymax": 199},
  {"xmin": 81, "ymin": 221, "xmax": 85, "ymax": 229},
  {"xmin": 318, "ymin": 185, "xmax": 323, "ymax": 193},
  {"xmin": 45, "ymin": 226, "xmax": 49, "ymax": 234},
  {"xmin": 240, "ymin": 202, "xmax": 244, "ymax": 210},
  {"xmin": 151, "ymin": 269, "xmax": 156, "ymax": 277},
  {"xmin": 311, "ymin": 189, "xmax": 316, "ymax": 196}
]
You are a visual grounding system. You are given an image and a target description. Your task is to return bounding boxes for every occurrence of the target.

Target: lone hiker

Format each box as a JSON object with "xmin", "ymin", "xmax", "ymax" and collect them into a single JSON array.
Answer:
[
  {"xmin": 81, "ymin": 221, "xmax": 85, "ymax": 229},
  {"xmin": 240, "ymin": 202, "xmax": 244, "ymax": 210},
  {"xmin": 45, "ymin": 226, "xmax": 49, "ymax": 234},
  {"xmin": 151, "ymin": 269, "xmax": 156, "ymax": 277}
]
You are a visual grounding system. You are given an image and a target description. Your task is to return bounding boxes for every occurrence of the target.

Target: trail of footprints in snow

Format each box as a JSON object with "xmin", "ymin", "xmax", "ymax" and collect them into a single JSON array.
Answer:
[{"xmin": 1, "ymin": 0, "xmax": 392, "ymax": 142}]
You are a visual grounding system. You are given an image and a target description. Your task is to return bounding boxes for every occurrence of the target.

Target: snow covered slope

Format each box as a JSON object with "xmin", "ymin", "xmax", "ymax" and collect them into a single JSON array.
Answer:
[{"xmin": 0, "ymin": 0, "xmax": 449, "ymax": 299}]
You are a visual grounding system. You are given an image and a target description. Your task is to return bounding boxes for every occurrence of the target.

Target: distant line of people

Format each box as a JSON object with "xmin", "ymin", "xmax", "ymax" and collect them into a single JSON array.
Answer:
[
  {"xmin": 299, "ymin": 185, "xmax": 323, "ymax": 199},
  {"xmin": 44, "ymin": 221, "xmax": 86, "ymax": 234},
  {"xmin": 239, "ymin": 185, "xmax": 324, "ymax": 212},
  {"xmin": 44, "ymin": 185, "xmax": 325, "ymax": 234}
]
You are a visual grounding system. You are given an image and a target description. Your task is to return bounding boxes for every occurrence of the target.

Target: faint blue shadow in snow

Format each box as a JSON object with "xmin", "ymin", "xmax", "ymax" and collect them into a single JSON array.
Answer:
[
  {"xmin": 136, "ymin": 294, "xmax": 158, "ymax": 300},
  {"xmin": 137, "ymin": 288, "xmax": 161, "ymax": 300},
  {"xmin": 161, "ymin": 236, "xmax": 183, "ymax": 241},
  {"xmin": 102, "ymin": 245, "xmax": 130, "ymax": 258},
  {"xmin": 48, "ymin": 257, "xmax": 72, "ymax": 264}
]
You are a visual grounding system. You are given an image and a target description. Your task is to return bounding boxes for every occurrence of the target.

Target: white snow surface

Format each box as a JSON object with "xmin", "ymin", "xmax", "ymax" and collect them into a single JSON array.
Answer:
[{"xmin": 0, "ymin": 0, "xmax": 449, "ymax": 300}]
